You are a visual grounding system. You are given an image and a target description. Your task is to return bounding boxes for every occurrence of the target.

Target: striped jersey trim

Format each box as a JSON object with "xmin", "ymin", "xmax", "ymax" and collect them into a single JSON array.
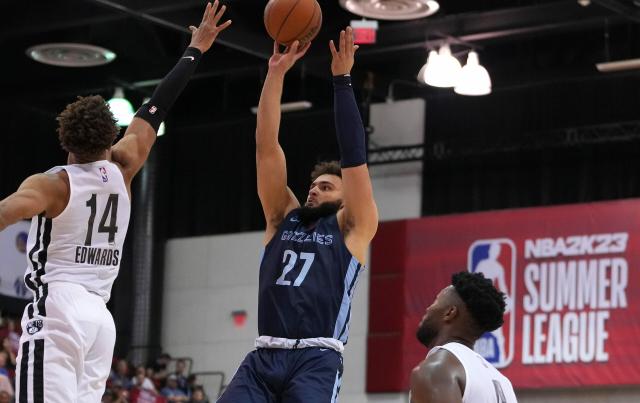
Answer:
[
  {"xmin": 26, "ymin": 215, "xmax": 52, "ymax": 318},
  {"xmin": 333, "ymin": 257, "xmax": 363, "ymax": 342}
]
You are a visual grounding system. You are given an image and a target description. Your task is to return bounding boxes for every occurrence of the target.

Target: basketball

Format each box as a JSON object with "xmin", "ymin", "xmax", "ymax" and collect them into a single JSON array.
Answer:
[{"xmin": 264, "ymin": 0, "xmax": 322, "ymax": 46}]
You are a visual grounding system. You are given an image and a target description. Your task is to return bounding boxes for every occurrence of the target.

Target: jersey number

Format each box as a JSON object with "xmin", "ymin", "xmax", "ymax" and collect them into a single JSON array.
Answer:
[
  {"xmin": 85, "ymin": 194, "xmax": 119, "ymax": 246},
  {"xmin": 276, "ymin": 250, "xmax": 315, "ymax": 287},
  {"xmin": 492, "ymin": 380, "xmax": 507, "ymax": 403}
]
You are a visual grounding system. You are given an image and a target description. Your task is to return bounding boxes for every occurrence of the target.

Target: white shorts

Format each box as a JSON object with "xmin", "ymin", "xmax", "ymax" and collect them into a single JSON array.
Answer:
[{"xmin": 15, "ymin": 282, "xmax": 116, "ymax": 403}]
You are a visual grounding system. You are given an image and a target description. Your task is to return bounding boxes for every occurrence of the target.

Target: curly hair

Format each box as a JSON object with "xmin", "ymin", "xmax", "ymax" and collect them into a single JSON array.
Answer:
[
  {"xmin": 57, "ymin": 95, "xmax": 119, "ymax": 159},
  {"xmin": 452, "ymin": 271, "xmax": 506, "ymax": 334},
  {"xmin": 310, "ymin": 161, "xmax": 341, "ymax": 182}
]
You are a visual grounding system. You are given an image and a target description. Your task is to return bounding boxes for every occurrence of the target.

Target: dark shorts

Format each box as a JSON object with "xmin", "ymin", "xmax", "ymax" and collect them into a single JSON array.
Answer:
[{"xmin": 217, "ymin": 347, "xmax": 343, "ymax": 403}]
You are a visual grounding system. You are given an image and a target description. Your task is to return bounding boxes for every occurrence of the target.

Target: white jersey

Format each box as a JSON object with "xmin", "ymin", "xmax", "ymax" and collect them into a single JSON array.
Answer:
[
  {"xmin": 428, "ymin": 342, "xmax": 518, "ymax": 403},
  {"xmin": 24, "ymin": 160, "xmax": 130, "ymax": 303}
]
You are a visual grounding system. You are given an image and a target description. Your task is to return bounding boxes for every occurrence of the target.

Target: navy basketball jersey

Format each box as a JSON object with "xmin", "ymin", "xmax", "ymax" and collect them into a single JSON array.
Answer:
[{"xmin": 258, "ymin": 209, "xmax": 364, "ymax": 344}]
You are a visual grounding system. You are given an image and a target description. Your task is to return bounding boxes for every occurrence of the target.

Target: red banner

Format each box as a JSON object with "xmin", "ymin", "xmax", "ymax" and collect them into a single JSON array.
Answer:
[{"xmin": 367, "ymin": 199, "xmax": 640, "ymax": 391}]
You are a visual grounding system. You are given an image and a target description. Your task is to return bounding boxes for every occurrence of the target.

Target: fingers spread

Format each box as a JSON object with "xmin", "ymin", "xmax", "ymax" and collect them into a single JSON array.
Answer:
[
  {"xmin": 289, "ymin": 40, "xmax": 300, "ymax": 54},
  {"xmin": 329, "ymin": 40, "xmax": 338, "ymax": 57},
  {"xmin": 201, "ymin": 2, "xmax": 212, "ymax": 24},
  {"xmin": 346, "ymin": 26, "xmax": 354, "ymax": 54},
  {"xmin": 218, "ymin": 19, "xmax": 232, "ymax": 31},
  {"xmin": 295, "ymin": 42, "xmax": 311, "ymax": 59},
  {"xmin": 213, "ymin": 4, "xmax": 227, "ymax": 25}
]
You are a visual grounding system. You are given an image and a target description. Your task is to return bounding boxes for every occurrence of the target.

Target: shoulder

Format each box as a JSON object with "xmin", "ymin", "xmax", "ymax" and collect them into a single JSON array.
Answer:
[
  {"xmin": 16, "ymin": 171, "xmax": 70, "ymax": 218},
  {"xmin": 411, "ymin": 348, "xmax": 465, "ymax": 394},
  {"xmin": 21, "ymin": 171, "xmax": 69, "ymax": 198}
]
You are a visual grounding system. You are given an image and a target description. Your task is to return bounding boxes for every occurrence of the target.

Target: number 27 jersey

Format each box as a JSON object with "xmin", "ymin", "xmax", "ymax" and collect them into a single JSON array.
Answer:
[
  {"xmin": 258, "ymin": 209, "xmax": 365, "ymax": 344},
  {"xmin": 24, "ymin": 161, "xmax": 130, "ymax": 303}
]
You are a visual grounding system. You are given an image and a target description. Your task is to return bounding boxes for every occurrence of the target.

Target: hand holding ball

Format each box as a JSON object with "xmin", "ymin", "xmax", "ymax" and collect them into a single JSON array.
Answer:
[{"xmin": 264, "ymin": 0, "xmax": 322, "ymax": 46}]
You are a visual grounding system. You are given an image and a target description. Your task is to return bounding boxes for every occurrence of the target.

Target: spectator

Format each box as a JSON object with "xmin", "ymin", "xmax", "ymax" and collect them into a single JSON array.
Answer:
[
  {"xmin": 101, "ymin": 391, "xmax": 115, "ymax": 403},
  {"xmin": 132, "ymin": 365, "xmax": 157, "ymax": 392},
  {"xmin": 5, "ymin": 320, "xmax": 20, "ymax": 357},
  {"xmin": 174, "ymin": 359, "xmax": 189, "ymax": 394},
  {"xmin": 0, "ymin": 337, "xmax": 16, "ymax": 384},
  {"xmin": 0, "ymin": 351, "xmax": 10, "ymax": 377},
  {"xmin": 186, "ymin": 374, "xmax": 199, "ymax": 394},
  {"xmin": 0, "ymin": 374, "xmax": 12, "ymax": 400},
  {"xmin": 189, "ymin": 387, "xmax": 209, "ymax": 403},
  {"xmin": 0, "ymin": 390, "xmax": 11, "ymax": 403},
  {"xmin": 113, "ymin": 387, "xmax": 129, "ymax": 403},
  {"xmin": 152, "ymin": 353, "xmax": 171, "ymax": 385},
  {"xmin": 130, "ymin": 386, "xmax": 165, "ymax": 403},
  {"xmin": 161, "ymin": 374, "xmax": 188, "ymax": 403},
  {"xmin": 109, "ymin": 359, "xmax": 133, "ymax": 390}
]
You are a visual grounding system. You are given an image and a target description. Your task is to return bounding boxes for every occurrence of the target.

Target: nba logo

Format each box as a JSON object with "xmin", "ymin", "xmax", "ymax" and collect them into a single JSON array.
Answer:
[
  {"xmin": 468, "ymin": 239, "xmax": 516, "ymax": 368},
  {"xmin": 99, "ymin": 167, "xmax": 108, "ymax": 183}
]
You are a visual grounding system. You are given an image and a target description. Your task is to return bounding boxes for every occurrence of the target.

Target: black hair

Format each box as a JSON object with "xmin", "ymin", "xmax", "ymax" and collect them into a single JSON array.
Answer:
[{"xmin": 452, "ymin": 271, "xmax": 506, "ymax": 333}]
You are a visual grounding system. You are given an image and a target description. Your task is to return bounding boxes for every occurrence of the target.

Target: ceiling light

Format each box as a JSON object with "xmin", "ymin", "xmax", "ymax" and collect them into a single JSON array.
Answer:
[
  {"xmin": 455, "ymin": 51, "xmax": 492, "ymax": 96},
  {"xmin": 108, "ymin": 88, "xmax": 134, "ymax": 127},
  {"xmin": 417, "ymin": 50, "xmax": 436, "ymax": 84},
  {"xmin": 250, "ymin": 101, "xmax": 312, "ymax": 114},
  {"xmin": 26, "ymin": 43, "xmax": 116, "ymax": 67},
  {"xmin": 339, "ymin": 0, "xmax": 439, "ymax": 21},
  {"xmin": 424, "ymin": 45, "xmax": 462, "ymax": 88},
  {"xmin": 596, "ymin": 58, "xmax": 640, "ymax": 73}
]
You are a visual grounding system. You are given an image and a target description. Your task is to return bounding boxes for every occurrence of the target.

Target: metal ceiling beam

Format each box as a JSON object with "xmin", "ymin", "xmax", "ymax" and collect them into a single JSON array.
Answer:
[
  {"xmin": 2, "ymin": 0, "xmax": 206, "ymax": 38},
  {"xmin": 592, "ymin": 0, "xmax": 640, "ymax": 23},
  {"xmin": 84, "ymin": 0, "xmax": 272, "ymax": 60},
  {"xmin": 357, "ymin": 1, "xmax": 619, "ymax": 57},
  {"xmin": 5, "ymin": 60, "xmax": 269, "ymax": 100}
]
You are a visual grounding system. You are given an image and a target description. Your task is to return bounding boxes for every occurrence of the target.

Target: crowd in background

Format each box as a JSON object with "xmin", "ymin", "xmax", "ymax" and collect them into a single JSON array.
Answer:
[
  {"xmin": 102, "ymin": 355, "xmax": 212, "ymax": 403},
  {"xmin": 0, "ymin": 315, "xmax": 212, "ymax": 403},
  {"xmin": 0, "ymin": 316, "xmax": 19, "ymax": 403}
]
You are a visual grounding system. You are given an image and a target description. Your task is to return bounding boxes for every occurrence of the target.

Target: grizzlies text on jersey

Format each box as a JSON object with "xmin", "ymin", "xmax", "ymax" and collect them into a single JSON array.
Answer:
[{"xmin": 258, "ymin": 209, "xmax": 364, "ymax": 345}]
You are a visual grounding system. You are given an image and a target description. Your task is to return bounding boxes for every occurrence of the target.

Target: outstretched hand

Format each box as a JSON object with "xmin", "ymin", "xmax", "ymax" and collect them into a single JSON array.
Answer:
[
  {"xmin": 268, "ymin": 41, "xmax": 311, "ymax": 76},
  {"xmin": 188, "ymin": 1, "xmax": 232, "ymax": 53},
  {"xmin": 329, "ymin": 26, "xmax": 359, "ymax": 76}
]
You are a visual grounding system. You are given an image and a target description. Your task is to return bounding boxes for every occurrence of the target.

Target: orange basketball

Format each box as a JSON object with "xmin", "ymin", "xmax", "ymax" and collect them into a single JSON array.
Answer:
[{"xmin": 264, "ymin": 0, "xmax": 322, "ymax": 46}]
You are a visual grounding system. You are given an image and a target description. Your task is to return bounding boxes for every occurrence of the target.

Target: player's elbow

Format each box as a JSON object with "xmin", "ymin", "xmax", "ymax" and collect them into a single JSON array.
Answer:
[{"xmin": 353, "ymin": 205, "xmax": 379, "ymax": 237}]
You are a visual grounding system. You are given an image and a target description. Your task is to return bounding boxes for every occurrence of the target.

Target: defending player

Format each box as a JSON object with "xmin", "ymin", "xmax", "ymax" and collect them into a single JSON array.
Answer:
[
  {"xmin": 410, "ymin": 272, "xmax": 518, "ymax": 403},
  {"xmin": 0, "ymin": 2, "xmax": 230, "ymax": 401}
]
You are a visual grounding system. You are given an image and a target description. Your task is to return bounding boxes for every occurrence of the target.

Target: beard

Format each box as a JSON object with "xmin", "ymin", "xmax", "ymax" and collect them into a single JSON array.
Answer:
[
  {"xmin": 416, "ymin": 320, "xmax": 439, "ymax": 348},
  {"xmin": 298, "ymin": 201, "xmax": 341, "ymax": 226}
]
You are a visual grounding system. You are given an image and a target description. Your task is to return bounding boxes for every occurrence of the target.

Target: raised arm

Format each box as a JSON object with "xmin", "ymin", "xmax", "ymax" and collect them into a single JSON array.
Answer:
[
  {"xmin": 111, "ymin": 1, "xmax": 231, "ymax": 187},
  {"xmin": 0, "ymin": 174, "xmax": 67, "ymax": 231},
  {"xmin": 330, "ymin": 27, "xmax": 378, "ymax": 261},
  {"xmin": 256, "ymin": 41, "xmax": 310, "ymax": 244}
]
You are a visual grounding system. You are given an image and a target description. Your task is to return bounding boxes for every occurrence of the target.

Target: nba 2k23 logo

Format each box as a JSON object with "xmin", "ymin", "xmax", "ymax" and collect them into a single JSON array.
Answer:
[{"xmin": 468, "ymin": 239, "xmax": 516, "ymax": 368}]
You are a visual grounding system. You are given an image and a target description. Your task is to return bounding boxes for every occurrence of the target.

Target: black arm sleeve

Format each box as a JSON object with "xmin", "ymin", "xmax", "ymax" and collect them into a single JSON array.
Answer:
[
  {"xmin": 135, "ymin": 47, "xmax": 202, "ymax": 132},
  {"xmin": 333, "ymin": 75, "xmax": 367, "ymax": 168}
]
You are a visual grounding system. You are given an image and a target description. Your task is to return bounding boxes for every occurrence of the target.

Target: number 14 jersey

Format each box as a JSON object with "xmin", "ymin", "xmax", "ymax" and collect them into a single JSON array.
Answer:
[
  {"xmin": 24, "ymin": 161, "xmax": 130, "ymax": 304},
  {"xmin": 258, "ymin": 209, "xmax": 365, "ymax": 344}
]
